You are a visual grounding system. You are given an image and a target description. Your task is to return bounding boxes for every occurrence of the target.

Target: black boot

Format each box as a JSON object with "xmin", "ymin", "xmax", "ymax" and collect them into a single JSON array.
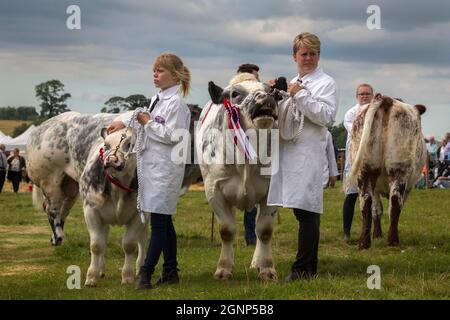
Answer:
[
  {"xmin": 154, "ymin": 269, "xmax": 179, "ymax": 286},
  {"xmin": 285, "ymin": 269, "xmax": 317, "ymax": 283},
  {"xmin": 136, "ymin": 267, "xmax": 154, "ymax": 290}
]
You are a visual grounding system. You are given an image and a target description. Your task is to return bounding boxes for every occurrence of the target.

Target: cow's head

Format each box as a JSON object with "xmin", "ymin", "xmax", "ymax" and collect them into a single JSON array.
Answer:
[
  {"xmin": 208, "ymin": 73, "xmax": 282, "ymax": 130},
  {"xmin": 100, "ymin": 127, "xmax": 137, "ymax": 178}
]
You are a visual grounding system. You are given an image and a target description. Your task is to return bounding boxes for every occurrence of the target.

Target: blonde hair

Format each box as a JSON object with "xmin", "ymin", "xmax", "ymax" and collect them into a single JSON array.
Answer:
[
  {"xmin": 355, "ymin": 83, "xmax": 374, "ymax": 96},
  {"xmin": 293, "ymin": 32, "xmax": 321, "ymax": 55},
  {"xmin": 153, "ymin": 53, "xmax": 191, "ymax": 97}
]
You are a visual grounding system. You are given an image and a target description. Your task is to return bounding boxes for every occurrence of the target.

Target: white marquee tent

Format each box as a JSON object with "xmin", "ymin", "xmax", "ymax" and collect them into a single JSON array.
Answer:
[{"xmin": 4, "ymin": 125, "xmax": 37, "ymax": 152}]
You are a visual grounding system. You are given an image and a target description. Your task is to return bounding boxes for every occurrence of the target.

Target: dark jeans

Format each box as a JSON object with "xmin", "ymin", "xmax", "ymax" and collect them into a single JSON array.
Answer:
[
  {"xmin": 244, "ymin": 207, "xmax": 257, "ymax": 242},
  {"xmin": 8, "ymin": 171, "xmax": 21, "ymax": 193},
  {"xmin": 343, "ymin": 193, "xmax": 358, "ymax": 235},
  {"xmin": 0, "ymin": 170, "xmax": 6, "ymax": 193},
  {"xmin": 292, "ymin": 209, "xmax": 321, "ymax": 276},
  {"xmin": 142, "ymin": 213, "xmax": 178, "ymax": 276}
]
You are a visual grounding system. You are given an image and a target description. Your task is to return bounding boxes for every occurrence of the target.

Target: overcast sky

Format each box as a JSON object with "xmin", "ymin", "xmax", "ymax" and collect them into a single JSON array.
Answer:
[{"xmin": 0, "ymin": 0, "xmax": 449, "ymax": 139}]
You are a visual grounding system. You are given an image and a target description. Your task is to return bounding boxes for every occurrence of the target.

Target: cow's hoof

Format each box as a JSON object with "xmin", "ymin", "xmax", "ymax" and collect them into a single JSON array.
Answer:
[
  {"xmin": 358, "ymin": 240, "xmax": 371, "ymax": 250},
  {"xmin": 100, "ymin": 272, "xmax": 105, "ymax": 278},
  {"xmin": 373, "ymin": 231, "xmax": 383, "ymax": 239},
  {"xmin": 259, "ymin": 268, "xmax": 277, "ymax": 281},
  {"xmin": 121, "ymin": 277, "xmax": 135, "ymax": 285},
  {"xmin": 388, "ymin": 239, "xmax": 399, "ymax": 246},
  {"xmin": 214, "ymin": 269, "xmax": 232, "ymax": 280},
  {"xmin": 84, "ymin": 279, "xmax": 97, "ymax": 287}
]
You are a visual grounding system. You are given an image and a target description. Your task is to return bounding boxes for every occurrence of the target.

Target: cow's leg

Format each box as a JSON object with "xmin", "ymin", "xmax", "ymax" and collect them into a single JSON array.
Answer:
[
  {"xmin": 372, "ymin": 192, "xmax": 383, "ymax": 239},
  {"xmin": 40, "ymin": 180, "xmax": 67, "ymax": 246},
  {"xmin": 39, "ymin": 174, "xmax": 78, "ymax": 246},
  {"xmin": 84, "ymin": 205, "xmax": 110, "ymax": 287},
  {"xmin": 121, "ymin": 217, "xmax": 147, "ymax": 284},
  {"xmin": 136, "ymin": 221, "xmax": 148, "ymax": 277},
  {"xmin": 209, "ymin": 193, "xmax": 235, "ymax": 280},
  {"xmin": 358, "ymin": 168, "xmax": 379, "ymax": 250},
  {"xmin": 250, "ymin": 201, "xmax": 277, "ymax": 281},
  {"xmin": 387, "ymin": 180, "xmax": 406, "ymax": 246}
]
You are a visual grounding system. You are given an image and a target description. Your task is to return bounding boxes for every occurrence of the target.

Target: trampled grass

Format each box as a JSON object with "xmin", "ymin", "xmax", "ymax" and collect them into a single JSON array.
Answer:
[{"xmin": 0, "ymin": 183, "xmax": 449, "ymax": 300}]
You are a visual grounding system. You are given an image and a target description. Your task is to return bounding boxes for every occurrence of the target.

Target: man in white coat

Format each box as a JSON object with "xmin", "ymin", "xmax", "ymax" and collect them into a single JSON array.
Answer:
[
  {"xmin": 323, "ymin": 130, "xmax": 338, "ymax": 188},
  {"xmin": 267, "ymin": 32, "xmax": 338, "ymax": 281},
  {"xmin": 342, "ymin": 84, "xmax": 374, "ymax": 241}
]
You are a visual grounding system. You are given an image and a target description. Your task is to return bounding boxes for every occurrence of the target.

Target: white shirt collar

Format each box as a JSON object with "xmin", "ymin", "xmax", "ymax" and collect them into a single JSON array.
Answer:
[
  {"xmin": 293, "ymin": 66, "xmax": 324, "ymax": 85},
  {"xmin": 159, "ymin": 84, "xmax": 181, "ymax": 100}
]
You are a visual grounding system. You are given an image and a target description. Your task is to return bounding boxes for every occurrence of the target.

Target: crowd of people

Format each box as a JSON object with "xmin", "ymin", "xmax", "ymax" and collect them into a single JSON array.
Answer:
[{"xmin": 426, "ymin": 133, "xmax": 450, "ymax": 189}]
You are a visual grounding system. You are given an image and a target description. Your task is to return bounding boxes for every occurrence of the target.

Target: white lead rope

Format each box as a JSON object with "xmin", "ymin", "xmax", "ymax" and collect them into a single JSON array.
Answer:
[
  {"xmin": 276, "ymin": 90, "xmax": 305, "ymax": 143},
  {"xmin": 124, "ymin": 107, "xmax": 150, "ymax": 224}
]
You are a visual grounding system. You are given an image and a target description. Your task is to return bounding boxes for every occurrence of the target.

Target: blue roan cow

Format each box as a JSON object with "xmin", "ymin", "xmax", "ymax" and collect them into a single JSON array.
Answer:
[
  {"xmin": 27, "ymin": 110, "xmax": 202, "ymax": 286},
  {"xmin": 27, "ymin": 109, "xmax": 201, "ymax": 247},
  {"xmin": 196, "ymin": 73, "xmax": 281, "ymax": 281}
]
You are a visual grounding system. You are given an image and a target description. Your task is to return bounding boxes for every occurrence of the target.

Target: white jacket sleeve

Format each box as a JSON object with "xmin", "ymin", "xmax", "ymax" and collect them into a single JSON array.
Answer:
[
  {"xmin": 293, "ymin": 80, "xmax": 338, "ymax": 127},
  {"xmin": 326, "ymin": 133, "xmax": 339, "ymax": 177},
  {"xmin": 343, "ymin": 107, "xmax": 355, "ymax": 134},
  {"xmin": 144, "ymin": 99, "xmax": 190, "ymax": 145}
]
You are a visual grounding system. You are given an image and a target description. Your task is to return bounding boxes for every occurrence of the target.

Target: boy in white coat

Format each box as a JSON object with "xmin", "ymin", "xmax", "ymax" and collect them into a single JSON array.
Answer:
[{"xmin": 267, "ymin": 32, "xmax": 338, "ymax": 281}]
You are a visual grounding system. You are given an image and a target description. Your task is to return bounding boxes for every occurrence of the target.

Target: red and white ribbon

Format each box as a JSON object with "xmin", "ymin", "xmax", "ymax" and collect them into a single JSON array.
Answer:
[{"xmin": 223, "ymin": 98, "xmax": 257, "ymax": 161}]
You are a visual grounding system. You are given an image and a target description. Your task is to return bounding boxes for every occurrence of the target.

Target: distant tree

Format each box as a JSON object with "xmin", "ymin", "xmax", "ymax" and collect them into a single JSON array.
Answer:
[
  {"xmin": 101, "ymin": 96, "xmax": 125, "ymax": 113},
  {"xmin": 35, "ymin": 80, "xmax": 71, "ymax": 119},
  {"xmin": 329, "ymin": 122, "xmax": 347, "ymax": 149},
  {"xmin": 101, "ymin": 94, "xmax": 150, "ymax": 113},
  {"xmin": 125, "ymin": 94, "xmax": 150, "ymax": 110}
]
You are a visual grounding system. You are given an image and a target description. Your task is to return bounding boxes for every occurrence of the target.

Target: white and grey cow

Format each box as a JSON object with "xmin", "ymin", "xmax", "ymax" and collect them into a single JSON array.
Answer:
[
  {"xmin": 27, "ymin": 112, "xmax": 120, "ymax": 245},
  {"xmin": 27, "ymin": 110, "xmax": 202, "ymax": 246},
  {"xmin": 80, "ymin": 127, "xmax": 145, "ymax": 286},
  {"xmin": 196, "ymin": 73, "xmax": 283, "ymax": 281}
]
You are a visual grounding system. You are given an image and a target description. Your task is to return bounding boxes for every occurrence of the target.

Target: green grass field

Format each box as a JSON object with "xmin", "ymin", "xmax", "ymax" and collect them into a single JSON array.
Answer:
[{"xmin": 0, "ymin": 183, "xmax": 449, "ymax": 300}]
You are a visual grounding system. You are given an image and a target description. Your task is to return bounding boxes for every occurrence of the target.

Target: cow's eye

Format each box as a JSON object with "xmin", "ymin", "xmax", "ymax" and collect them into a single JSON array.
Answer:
[
  {"xmin": 104, "ymin": 143, "xmax": 110, "ymax": 150},
  {"xmin": 231, "ymin": 91, "xmax": 240, "ymax": 98},
  {"xmin": 122, "ymin": 141, "xmax": 131, "ymax": 152}
]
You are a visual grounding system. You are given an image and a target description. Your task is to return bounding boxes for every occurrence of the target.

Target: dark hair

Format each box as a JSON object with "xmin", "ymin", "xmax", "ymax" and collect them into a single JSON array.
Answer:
[{"xmin": 237, "ymin": 63, "xmax": 259, "ymax": 74}]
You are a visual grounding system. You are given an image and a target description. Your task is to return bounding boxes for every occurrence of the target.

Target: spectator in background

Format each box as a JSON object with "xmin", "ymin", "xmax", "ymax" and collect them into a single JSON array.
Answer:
[
  {"xmin": 438, "ymin": 133, "xmax": 449, "ymax": 163},
  {"xmin": 323, "ymin": 130, "xmax": 338, "ymax": 188},
  {"xmin": 426, "ymin": 136, "xmax": 439, "ymax": 168},
  {"xmin": 342, "ymin": 83, "xmax": 374, "ymax": 241},
  {"xmin": 432, "ymin": 161, "xmax": 450, "ymax": 189},
  {"xmin": 7, "ymin": 148, "xmax": 26, "ymax": 193},
  {"xmin": 0, "ymin": 144, "xmax": 7, "ymax": 193},
  {"xmin": 237, "ymin": 63, "xmax": 260, "ymax": 81}
]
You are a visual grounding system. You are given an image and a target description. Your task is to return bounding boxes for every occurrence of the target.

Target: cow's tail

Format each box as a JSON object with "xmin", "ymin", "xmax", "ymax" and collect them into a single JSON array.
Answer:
[
  {"xmin": 32, "ymin": 185, "xmax": 45, "ymax": 212},
  {"xmin": 346, "ymin": 98, "xmax": 383, "ymax": 186}
]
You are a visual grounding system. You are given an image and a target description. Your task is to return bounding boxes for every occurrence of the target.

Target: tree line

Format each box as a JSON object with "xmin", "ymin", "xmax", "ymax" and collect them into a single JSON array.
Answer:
[{"xmin": 2, "ymin": 79, "xmax": 348, "ymax": 147}]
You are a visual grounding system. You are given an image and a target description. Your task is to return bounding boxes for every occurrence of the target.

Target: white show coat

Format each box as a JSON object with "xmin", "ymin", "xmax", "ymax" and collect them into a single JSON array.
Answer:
[
  {"xmin": 267, "ymin": 67, "xmax": 338, "ymax": 213},
  {"xmin": 123, "ymin": 84, "xmax": 191, "ymax": 215},
  {"xmin": 343, "ymin": 103, "xmax": 361, "ymax": 195},
  {"xmin": 323, "ymin": 130, "xmax": 338, "ymax": 188}
]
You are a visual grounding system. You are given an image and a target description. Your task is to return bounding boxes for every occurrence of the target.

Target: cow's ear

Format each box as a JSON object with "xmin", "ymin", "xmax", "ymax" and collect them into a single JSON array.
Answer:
[
  {"xmin": 100, "ymin": 127, "xmax": 108, "ymax": 140},
  {"xmin": 414, "ymin": 104, "xmax": 426, "ymax": 115},
  {"xmin": 208, "ymin": 81, "xmax": 224, "ymax": 104}
]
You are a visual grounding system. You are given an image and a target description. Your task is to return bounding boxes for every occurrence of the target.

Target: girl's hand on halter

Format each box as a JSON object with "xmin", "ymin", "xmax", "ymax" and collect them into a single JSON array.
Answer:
[
  {"xmin": 137, "ymin": 112, "xmax": 151, "ymax": 125},
  {"xmin": 107, "ymin": 121, "xmax": 125, "ymax": 134}
]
